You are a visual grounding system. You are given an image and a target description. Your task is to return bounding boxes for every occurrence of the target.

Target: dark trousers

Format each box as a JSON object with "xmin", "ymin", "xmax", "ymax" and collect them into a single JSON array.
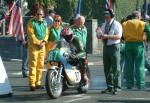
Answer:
[
  {"xmin": 22, "ymin": 45, "xmax": 28, "ymax": 75},
  {"xmin": 103, "ymin": 44, "xmax": 120, "ymax": 90},
  {"xmin": 17, "ymin": 40, "xmax": 28, "ymax": 76}
]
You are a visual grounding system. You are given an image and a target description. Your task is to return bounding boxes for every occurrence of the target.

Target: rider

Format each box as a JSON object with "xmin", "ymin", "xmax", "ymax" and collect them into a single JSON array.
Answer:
[{"xmin": 61, "ymin": 16, "xmax": 89, "ymax": 87}]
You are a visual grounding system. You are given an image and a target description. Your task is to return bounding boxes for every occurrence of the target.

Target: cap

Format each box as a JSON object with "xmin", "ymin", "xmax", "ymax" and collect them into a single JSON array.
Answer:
[
  {"xmin": 104, "ymin": 10, "xmax": 111, "ymax": 16},
  {"xmin": 104, "ymin": 9, "xmax": 115, "ymax": 18}
]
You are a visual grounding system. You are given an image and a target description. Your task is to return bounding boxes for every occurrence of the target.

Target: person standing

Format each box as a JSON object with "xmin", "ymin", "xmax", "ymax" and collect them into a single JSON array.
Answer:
[
  {"xmin": 45, "ymin": 15, "xmax": 63, "ymax": 69},
  {"xmin": 21, "ymin": 34, "xmax": 28, "ymax": 78},
  {"xmin": 144, "ymin": 20, "xmax": 150, "ymax": 73},
  {"xmin": 122, "ymin": 11, "xmax": 150, "ymax": 90},
  {"xmin": 27, "ymin": 8, "xmax": 49, "ymax": 91},
  {"xmin": 145, "ymin": 42, "xmax": 150, "ymax": 73},
  {"xmin": 45, "ymin": 9, "xmax": 55, "ymax": 27},
  {"xmin": 96, "ymin": 9, "xmax": 122, "ymax": 94}
]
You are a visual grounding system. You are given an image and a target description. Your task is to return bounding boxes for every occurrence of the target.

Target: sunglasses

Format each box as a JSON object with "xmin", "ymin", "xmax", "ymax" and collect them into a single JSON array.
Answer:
[{"xmin": 55, "ymin": 20, "xmax": 60, "ymax": 22}]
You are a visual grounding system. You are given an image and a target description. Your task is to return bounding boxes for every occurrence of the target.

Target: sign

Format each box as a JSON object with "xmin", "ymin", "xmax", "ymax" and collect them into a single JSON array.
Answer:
[{"xmin": 0, "ymin": 56, "xmax": 13, "ymax": 97}]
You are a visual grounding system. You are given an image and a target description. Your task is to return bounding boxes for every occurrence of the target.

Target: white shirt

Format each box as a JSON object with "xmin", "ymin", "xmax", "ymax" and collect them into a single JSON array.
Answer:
[
  {"xmin": 46, "ymin": 16, "xmax": 53, "ymax": 27},
  {"xmin": 101, "ymin": 19, "xmax": 122, "ymax": 46}
]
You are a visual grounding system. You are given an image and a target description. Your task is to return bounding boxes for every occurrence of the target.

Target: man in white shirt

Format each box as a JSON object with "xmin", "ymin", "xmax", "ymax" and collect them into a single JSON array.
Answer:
[
  {"xmin": 45, "ymin": 9, "xmax": 55, "ymax": 27},
  {"xmin": 96, "ymin": 9, "xmax": 122, "ymax": 95}
]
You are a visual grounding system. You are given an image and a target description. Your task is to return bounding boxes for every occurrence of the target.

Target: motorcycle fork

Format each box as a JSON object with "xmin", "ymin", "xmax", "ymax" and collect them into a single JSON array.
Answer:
[{"xmin": 57, "ymin": 65, "xmax": 63, "ymax": 83}]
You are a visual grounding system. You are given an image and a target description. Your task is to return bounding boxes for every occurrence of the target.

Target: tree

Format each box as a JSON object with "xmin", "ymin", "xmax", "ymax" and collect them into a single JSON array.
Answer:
[{"xmin": 26, "ymin": 0, "xmax": 150, "ymax": 22}]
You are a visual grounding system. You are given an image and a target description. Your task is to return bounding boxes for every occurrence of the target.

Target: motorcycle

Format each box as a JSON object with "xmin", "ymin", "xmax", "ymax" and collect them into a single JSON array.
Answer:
[{"xmin": 45, "ymin": 40, "xmax": 90, "ymax": 99}]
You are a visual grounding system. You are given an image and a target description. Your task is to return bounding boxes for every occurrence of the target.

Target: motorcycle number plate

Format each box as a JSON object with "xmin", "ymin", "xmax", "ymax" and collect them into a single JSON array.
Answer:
[
  {"xmin": 75, "ymin": 72, "xmax": 81, "ymax": 82},
  {"xmin": 48, "ymin": 52, "xmax": 53, "ymax": 60}
]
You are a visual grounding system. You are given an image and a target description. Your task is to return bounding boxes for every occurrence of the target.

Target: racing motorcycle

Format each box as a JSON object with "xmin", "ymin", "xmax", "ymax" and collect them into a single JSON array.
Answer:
[{"xmin": 45, "ymin": 39, "xmax": 90, "ymax": 99}]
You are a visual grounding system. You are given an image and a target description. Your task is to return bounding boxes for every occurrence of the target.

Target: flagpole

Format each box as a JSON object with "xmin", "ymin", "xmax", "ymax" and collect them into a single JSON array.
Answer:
[
  {"xmin": 141, "ymin": 0, "xmax": 147, "ymax": 20},
  {"xmin": 8, "ymin": 0, "xmax": 19, "ymax": 14},
  {"xmin": 76, "ymin": 0, "xmax": 81, "ymax": 17}
]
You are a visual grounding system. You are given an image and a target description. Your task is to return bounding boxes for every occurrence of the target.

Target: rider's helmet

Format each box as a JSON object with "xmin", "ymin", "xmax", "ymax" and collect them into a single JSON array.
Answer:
[{"xmin": 61, "ymin": 27, "xmax": 74, "ymax": 42}]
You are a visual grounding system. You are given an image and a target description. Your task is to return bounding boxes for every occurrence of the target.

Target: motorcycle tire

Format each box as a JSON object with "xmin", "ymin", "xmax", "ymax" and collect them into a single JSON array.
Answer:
[{"xmin": 45, "ymin": 69, "xmax": 63, "ymax": 99}]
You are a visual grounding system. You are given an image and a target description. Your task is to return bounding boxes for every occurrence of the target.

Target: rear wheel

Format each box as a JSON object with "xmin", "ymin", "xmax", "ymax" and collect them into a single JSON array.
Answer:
[{"xmin": 45, "ymin": 69, "xmax": 63, "ymax": 99}]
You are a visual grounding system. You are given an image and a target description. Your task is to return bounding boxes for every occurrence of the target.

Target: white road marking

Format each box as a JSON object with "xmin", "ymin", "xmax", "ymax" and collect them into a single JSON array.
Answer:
[
  {"xmin": 88, "ymin": 62, "xmax": 101, "ymax": 65},
  {"xmin": 98, "ymin": 96, "xmax": 150, "ymax": 101},
  {"xmin": 64, "ymin": 94, "xmax": 85, "ymax": 97},
  {"xmin": 10, "ymin": 59, "xmax": 22, "ymax": 62},
  {"xmin": 88, "ymin": 62, "xmax": 94, "ymax": 65},
  {"xmin": 8, "ymin": 71, "xmax": 22, "ymax": 75},
  {"xmin": 7, "ymin": 61, "xmax": 100, "ymax": 76},
  {"xmin": 64, "ymin": 96, "xmax": 91, "ymax": 103},
  {"xmin": 129, "ymin": 98, "xmax": 150, "ymax": 100}
]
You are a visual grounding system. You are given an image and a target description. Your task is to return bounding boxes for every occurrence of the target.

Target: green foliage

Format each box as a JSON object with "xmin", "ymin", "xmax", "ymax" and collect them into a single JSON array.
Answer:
[
  {"xmin": 26, "ymin": 0, "xmax": 150, "ymax": 23},
  {"xmin": 44, "ymin": 0, "xmax": 56, "ymax": 9},
  {"xmin": 54, "ymin": 0, "xmax": 72, "ymax": 22},
  {"xmin": 115, "ymin": 0, "xmax": 150, "ymax": 22}
]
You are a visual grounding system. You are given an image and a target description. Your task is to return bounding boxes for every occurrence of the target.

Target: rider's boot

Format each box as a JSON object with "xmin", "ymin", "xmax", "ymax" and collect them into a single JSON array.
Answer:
[{"xmin": 81, "ymin": 69, "xmax": 89, "ymax": 87}]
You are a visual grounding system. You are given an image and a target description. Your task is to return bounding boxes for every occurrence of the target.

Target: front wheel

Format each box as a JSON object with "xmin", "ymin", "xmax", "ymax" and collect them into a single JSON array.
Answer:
[{"xmin": 45, "ymin": 69, "xmax": 63, "ymax": 99}]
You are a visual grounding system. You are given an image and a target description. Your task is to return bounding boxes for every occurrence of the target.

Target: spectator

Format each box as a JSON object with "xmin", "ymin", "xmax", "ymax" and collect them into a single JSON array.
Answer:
[
  {"xmin": 145, "ymin": 19, "xmax": 150, "ymax": 73},
  {"xmin": 119, "ymin": 38, "xmax": 125, "ymax": 85},
  {"xmin": 45, "ymin": 9, "xmax": 55, "ymax": 27},
  {"xmin": 27, "ymin": 8, "xmax": 49, "ymax": 91},
  {"xmin": 31, "ymin": 1, "xmax": 45, "ymax": 16},
  {"xmin": 22, "ymin": 34, "xmax": 28, "ymax": 78},
  {"xmin": 122, "ymin": 11, "xmax": 150, "ymax": 90},
  {"xmin": 96, "ymin": 9, "xmax": 122, "ymax": 95},
  {"xmin": 145, "ymin": 42, "xmax": 150, "ymax": 73},
  {"xmin": 45, "ymin": 15, "xmax": 63, "ymax": 69},
  {"xmin": 119, "ymin": 15, "xmax": 133, "ymax": 86}
]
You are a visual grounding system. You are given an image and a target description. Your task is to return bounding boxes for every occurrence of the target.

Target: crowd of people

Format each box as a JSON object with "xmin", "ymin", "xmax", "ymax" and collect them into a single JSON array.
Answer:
[
  {"xmin": 22, "ymin": 7, "xmax": 89, "ymax": 91},
  {"xmin": 19, "ymin": 5, "xmax": 150, "ymax": 94}
]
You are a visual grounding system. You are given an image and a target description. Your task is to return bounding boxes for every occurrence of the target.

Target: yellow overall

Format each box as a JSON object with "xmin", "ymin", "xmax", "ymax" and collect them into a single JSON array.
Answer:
[{"xmin": 27, "ymin": 18, "xmax": 49, "ymax": 87}]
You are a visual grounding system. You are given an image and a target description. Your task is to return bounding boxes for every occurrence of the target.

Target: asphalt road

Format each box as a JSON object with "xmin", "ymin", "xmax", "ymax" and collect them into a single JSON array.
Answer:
[{"xmin": 1, "ymin": 55, "xmax": 150, "ymax": 103}]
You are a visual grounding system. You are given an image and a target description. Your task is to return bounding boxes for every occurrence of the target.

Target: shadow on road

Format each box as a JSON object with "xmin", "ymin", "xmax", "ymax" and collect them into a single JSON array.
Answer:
[{"xmin": 1, "ymin": 93, "xmax": 54, "ymax": 102}]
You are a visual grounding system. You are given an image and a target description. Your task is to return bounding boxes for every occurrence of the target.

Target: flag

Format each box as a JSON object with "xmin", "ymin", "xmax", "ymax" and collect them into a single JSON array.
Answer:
[
  {"xmin": 105, "ymin": 0, "xmax": 113, "ymax": 10},
  {"xmin": 141, "ymin": 0, "xmax": 148, "ymax": 20},
  {"xmin": 76, "ymin": 0, "xmax": 81, "ymax": 17},
  {"xmin": 8, "ymin": 0, "xmax": 25, "ymax": 42},
  {"xmin": 0, "ymin": 0, "xmax": 16, "ymax": 22},
  {"xmin": 0, "ymin": 4, "xmax": 12, "ymax": 22}
]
